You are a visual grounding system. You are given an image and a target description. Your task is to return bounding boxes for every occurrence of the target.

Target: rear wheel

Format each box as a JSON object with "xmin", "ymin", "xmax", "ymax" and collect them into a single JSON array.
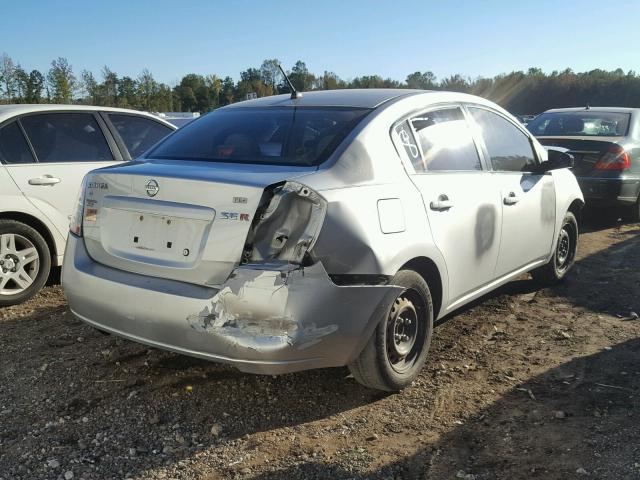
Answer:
[
  {"xmin": 348, "ymin": 269, "xmax": 433, "ymax": 391},
  {"xmin": 531, "ymin": 211, "xmax": 578, "ymax": 285},
  {"xmin": 0, "ymin": 220, "xmax": 51, "ymax": 307}
]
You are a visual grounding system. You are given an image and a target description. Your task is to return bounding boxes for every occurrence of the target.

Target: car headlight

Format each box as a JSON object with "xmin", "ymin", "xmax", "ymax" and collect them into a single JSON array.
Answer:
[{"xmin": 242, "ymin": 181, "xmax": 327, "ymax": 265}]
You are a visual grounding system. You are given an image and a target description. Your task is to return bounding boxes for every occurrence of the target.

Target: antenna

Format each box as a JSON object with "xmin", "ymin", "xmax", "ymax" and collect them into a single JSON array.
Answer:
[{"xmin": 278, "ymin": 64, "xmax": 302, "ymax": 100}]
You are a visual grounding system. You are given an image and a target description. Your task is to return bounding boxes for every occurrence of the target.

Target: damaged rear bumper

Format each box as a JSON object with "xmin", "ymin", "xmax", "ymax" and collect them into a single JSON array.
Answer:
[{"xmin": 62, "ymin": 234, "xmax": 402, "ymax": 374}]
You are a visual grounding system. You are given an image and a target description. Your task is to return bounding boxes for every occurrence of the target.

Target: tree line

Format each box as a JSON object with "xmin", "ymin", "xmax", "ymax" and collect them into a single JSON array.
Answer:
[{"xmin": 1, "ymin": 52, "xmax": 640, "ymax": 114}]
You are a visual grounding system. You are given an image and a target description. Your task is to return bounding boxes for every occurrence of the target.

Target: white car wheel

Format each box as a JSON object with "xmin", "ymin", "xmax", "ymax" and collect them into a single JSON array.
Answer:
[{"xmin": 0, "ymin": 220, "xmax": 51, "ymax": 306}]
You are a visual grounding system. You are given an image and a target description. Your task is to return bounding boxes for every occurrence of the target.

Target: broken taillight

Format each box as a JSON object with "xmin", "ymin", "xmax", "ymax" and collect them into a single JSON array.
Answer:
[
  {"xmin": 594, "ymin": 145, "xmax": 631, "ymax": 170},
  {"xmin": 242, "ymin": 181, "xmax": 327, "ymax": 265}
]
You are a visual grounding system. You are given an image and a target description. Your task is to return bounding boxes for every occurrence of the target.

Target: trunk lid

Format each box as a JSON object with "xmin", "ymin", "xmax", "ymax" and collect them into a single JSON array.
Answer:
[
  {"xmin": 536, "ymin": 136, "xmax": 622, "ymax": 176},
  {"xmin": 82, "ymin": 160, "xmax": 314, "ymax": 286}
]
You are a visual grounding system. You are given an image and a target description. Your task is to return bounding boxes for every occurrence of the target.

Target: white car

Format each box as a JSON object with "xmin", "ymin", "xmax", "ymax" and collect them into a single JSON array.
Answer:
[
  {"xmin": 63, "ymin": 89, "xmax": 584, "ymax": 391},
  {"xmin": 0, "ymin": 105, "xmax": 175, "ymax": 305}
]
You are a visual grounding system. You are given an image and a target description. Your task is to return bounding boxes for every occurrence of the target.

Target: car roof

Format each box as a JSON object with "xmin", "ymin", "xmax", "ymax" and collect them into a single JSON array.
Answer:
[
  {"xmin": 222, "ymin": 89, "xmax": 428, "ymax": 109},
  {"xmin": 0, "ymin": 104, "xmax": 175, "ymax": 127},
  {"xmin": 543, "ymin": 106, "xmax": 640, "ymax": 114}
]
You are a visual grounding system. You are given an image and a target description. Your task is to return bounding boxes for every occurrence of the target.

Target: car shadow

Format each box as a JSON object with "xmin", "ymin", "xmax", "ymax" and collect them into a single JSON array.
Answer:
[
  {"xmin": 436, "ymin": 214, "xmax": 640, "ymax": 327},
  {"xmin": 435, "ymin": 277, "xmax": 539, "ymax": 328},
  {"xmin": 250, "ymin": 337, "xmax": 640, "ymax": 479},
  {"xmin": 553, "ymin": 224, "xmax": 640, "ymax": 316}
]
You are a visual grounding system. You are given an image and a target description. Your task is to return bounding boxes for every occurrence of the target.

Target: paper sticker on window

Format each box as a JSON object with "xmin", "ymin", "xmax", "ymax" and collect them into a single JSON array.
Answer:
[{"xmin": 395, "ymin": 122, "xmax": 420, "ymax": 160}]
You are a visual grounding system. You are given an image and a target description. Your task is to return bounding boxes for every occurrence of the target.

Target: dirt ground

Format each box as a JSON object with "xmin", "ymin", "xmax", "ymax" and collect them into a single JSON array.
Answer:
[{"xmin": 1, "ymin": 213, "xmax": 639, "ymax": 480}]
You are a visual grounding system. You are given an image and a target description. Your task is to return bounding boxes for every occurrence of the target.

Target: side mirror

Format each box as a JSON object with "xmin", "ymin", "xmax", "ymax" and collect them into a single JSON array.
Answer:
[{"xmin": 541, "ymin": 147, "xmax": 574, "ymax": 171}]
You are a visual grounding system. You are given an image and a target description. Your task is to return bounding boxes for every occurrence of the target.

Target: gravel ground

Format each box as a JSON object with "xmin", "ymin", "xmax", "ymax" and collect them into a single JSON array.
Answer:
[{"xmin": 1, "ymin": 214, "xmax": 639, "ymax": 480}]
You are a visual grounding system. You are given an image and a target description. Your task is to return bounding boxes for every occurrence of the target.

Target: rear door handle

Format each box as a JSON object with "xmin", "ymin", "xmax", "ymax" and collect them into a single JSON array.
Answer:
[
  {"xmin": 430, "ymin": 195, "xmax": 454, "ymax": 211},
  {"xmin": 503, "ymin": 192, "xmax": 520, "ymax": 205},
  {"xmin": 28, "ymin": 175, "xmax": 61, "ymax": 186}
]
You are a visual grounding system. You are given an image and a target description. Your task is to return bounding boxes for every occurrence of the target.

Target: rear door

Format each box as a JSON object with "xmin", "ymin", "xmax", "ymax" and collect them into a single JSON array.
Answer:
[
  {"xmin": 4, "ymin": 112, "xmax": 122, "ymax": 237},
  {"xmin": 392, "ymin": 105, "xmax": 503, "ymax": 306},
  {"xmin": 467, "ymin": 106, "xmax": 556, "ymax": 277}
]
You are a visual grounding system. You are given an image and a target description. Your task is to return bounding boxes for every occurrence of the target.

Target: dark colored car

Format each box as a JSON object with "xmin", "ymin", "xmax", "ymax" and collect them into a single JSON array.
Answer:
[{"xmin": 527, "ymin": 107, "xmax": 640, "ymax": 218}]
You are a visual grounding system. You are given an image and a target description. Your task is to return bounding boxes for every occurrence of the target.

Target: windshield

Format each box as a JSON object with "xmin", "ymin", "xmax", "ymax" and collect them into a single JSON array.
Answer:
[
  {"xmin": 527, "ymin": 111, "xmax": 631, "ymax": 137},
  {"xmin": 146, "ymin": 106, "xmax": 371, "ymax": 166}
]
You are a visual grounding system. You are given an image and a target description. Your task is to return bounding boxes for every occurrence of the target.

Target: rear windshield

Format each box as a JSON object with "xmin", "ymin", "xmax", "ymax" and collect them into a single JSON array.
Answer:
[
  {"xmin": 146, "ymin": 106, "xmax": 371, "ymax": 166},
  {"xmin": 527, "ymin": 111, "xmax": 631, "ymax": 137}
]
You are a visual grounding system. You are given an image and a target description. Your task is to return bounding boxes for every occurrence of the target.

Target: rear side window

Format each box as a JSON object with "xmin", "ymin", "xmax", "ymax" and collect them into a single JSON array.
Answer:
[
  {"xmin": 406, "ymin": 107, "xmax": 482, "ymax": 172},
  {"xmin": 394, "ymin": 121, "xmax": 421, "ymax": 165},
  {"xmin": 108, "ymin": 114, "xmax": 173, "ymax": 158},
  {"xmin": 0, "ymin": 122, "xmax": 36, "ymax": 164},
  {"xmin": 21, "ymin": 113, "xmax": 114, "ymax": 163},
  {"xmin": 147, "ymin": 107, "xmax": 370, "ymax": 167},
  {"xmin": 469, "ymin": 108, "xmax": 537, "ymax": 172}
]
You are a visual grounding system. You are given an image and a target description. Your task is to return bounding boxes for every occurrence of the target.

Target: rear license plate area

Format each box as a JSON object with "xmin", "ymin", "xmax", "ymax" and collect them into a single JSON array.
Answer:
[{"xmin": 130, "ymin": 213, "xmax": 190, "ymax": 258}]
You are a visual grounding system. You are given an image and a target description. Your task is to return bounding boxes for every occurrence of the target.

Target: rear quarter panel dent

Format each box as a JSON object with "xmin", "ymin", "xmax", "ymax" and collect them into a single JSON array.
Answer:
[{"xmin": 310, "ymin": 182, "xmax": 450, "ymax": 317}]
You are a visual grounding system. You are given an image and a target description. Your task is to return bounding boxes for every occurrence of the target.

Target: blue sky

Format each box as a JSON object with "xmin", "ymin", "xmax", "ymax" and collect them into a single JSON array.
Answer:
[{"xmin": 2, "ymin": 0, "xmax": 639, "ymax": 85}]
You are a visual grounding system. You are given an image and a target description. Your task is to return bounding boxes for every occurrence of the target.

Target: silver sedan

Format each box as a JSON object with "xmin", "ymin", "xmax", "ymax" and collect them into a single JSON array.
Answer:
[{"xmin": 62, "ymin": 89, "xmax": 583, "ymax": 391}]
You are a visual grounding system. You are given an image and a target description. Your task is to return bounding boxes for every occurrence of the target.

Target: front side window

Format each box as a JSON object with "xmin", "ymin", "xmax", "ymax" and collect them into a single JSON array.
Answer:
[
  {"xmin": 0, "ymin": 122, "xmax": 36, "ymax": 164},
  {"xmin": 469, "ymin": 107, "xmax": 537, "ymax": 172},
  {"xmin": 21, "ymin": 113, "xmax": 113, "ymax": 163},
  {"xmin": 408, "ymin": 107, "xmax": 482, "ymax": 172},
  {"xmin": 526, "ymin": 111, "xmax": 631, "ymax": 137},
  {"xmin": 146, "ymin": 107, "xmax": 371, "ymax": 167},
  {"xmin": 108, "ymin": 114, "xmax": 173, "ymax": 158}
]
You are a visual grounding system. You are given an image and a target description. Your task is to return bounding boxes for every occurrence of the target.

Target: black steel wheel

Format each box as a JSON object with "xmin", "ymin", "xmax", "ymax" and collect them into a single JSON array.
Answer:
[
  {"xmin": 531, "ymin": 211, "xmax": 578, "ymax": 285},
  {"xmin": 385, "ymin": 289, "xmax": 425, "ymax": 374},
  {"xmin": 349, "ymin": 269, "xmax": 434, "ymax": 391}
]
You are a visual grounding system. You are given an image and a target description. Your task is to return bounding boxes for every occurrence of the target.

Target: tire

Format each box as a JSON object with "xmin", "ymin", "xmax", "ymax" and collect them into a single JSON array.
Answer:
[
  {"xmin": 348, "ymin": 269, "xmax": 434, "ymax": 391},
  {"xmin": 531, "ymin": 211, "xmax": 578, "ymax": 286},
  {"xmin": 0, "ymin": 220, "xmax": 51, "ymax": 307}
]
